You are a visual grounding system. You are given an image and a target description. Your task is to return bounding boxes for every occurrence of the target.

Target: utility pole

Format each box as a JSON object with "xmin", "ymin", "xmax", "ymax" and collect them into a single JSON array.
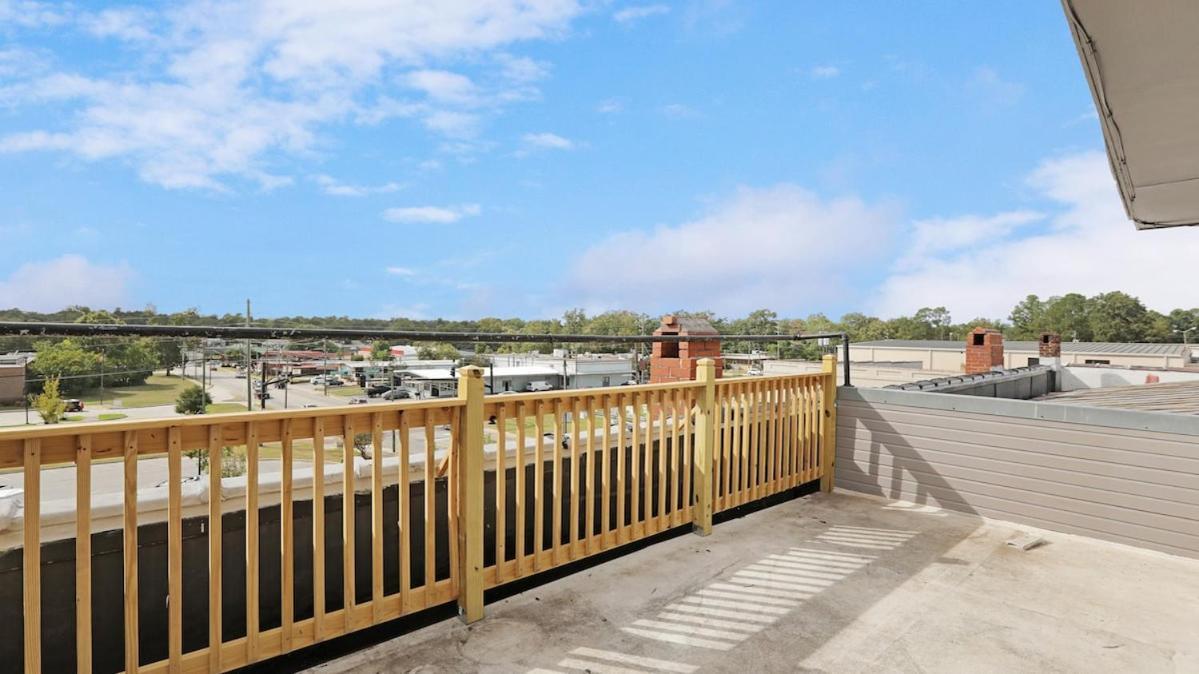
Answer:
[
  {"xmin": 245, "ymin": 299, "xmax": 253, "ymax": 410},
  {"xmin": 260, "ymin": 359, "xmax": 268, "ymax": 410}
]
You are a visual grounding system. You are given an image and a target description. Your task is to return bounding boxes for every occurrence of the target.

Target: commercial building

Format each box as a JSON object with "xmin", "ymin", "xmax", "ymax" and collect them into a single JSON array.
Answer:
[{"xmin": 848, "ymin": 339, "xmax": 1193, "ymax": 370}]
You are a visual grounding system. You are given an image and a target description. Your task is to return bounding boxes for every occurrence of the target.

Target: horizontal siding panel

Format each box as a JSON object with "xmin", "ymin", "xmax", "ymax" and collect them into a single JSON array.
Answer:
[
  {"xmin": 839, "ymin": 400, "xmax": 1199, "ymax": 461},
  {"xmin": 837, "ymin": 441, "xmax": 1199, "ymax": 521},
  {"xmin": 836, "ymin": 399, "xmax": 1199, "ymax": 560},
  {"xmin": 837, "ymin": 475, "xmax": 1198, "ymax": 559},
  {"xmin": 839, "ymin": 422, "xmax": 1199, "ymax": 491},
  {"xmin": 835, "ymin": 451, "xmax": 1199, "ymax": 539},
  {"xmin": 839, "ymin": 404, "xmax": 1199, "ymax": 475}
]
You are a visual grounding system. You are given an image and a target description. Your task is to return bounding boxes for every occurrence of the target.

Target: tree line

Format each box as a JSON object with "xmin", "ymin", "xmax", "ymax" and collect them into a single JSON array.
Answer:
[{"xmin": 2, "ymin": 290, "xmax": 1196, "ymax": 393}]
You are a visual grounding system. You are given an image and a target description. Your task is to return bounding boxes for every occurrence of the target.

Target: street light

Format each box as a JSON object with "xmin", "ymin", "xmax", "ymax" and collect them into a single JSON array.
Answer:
[{"xmin": 1175, "ymin": 327, "xmax": 1195, "ymax": 346}]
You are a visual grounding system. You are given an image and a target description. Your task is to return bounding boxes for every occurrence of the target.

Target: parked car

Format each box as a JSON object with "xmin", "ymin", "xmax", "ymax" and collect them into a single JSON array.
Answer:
[
  {"xmin": 64, "ymin": 399, "xmax": 84, "ymax": 412},
  {"xmin": 525, "ymin": 380, "xmax": 554, "ymax": 393},
  {"xmin": 366, "ymin": 384, "xmax": 392, "ymax": 397},
  {"xmin": 235, "ymin": 371, "xmax": 247, "ymax": 379},
  {"xmin": 302, "ymin": 403, "xmax": 319, "ymax": 409},
  {"xmin": 348, "ymin": 396, "xmax": 369, "ymax": 405},
  {"xmin": 382, "ymin": 388, "xmax": 411, "ymax": 400}
]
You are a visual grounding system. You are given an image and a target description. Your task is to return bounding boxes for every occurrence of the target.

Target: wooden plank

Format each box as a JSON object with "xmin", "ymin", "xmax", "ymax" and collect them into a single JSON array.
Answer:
[
  {"xmin": 75, "ymin": 435, "xmax": 93, "ymax": 674},
  {"xmin": 583, "ymin": 396, "xmax": 595, "ymax": 553},
  {"xmin": 661, "ymin": 388, "xmax": 671, "ymax": 530},
  {"xmin": 534, "ymin": 401, "xmax": 546, "ymax": 572},
  {"xmin": 370, "ymin": 413, "xmax": 384, "ymax": 623},
  {"xmin": 600, "ymin": 395, "xmax": 611, "ymax": 550},
  {"xmin": 311, "ymin": 418, "xmax": 326, "ymax": 641},
  {"xmin": 423, "ymin": 417, "xmax": 436, "ymax": 595},
  {"xmin": 666, "ymin": 389, "xmax": 678, "ymax": 525},
  {"xmin": 246, "ymin": 422, "xmax": 260, "ymax": 662},
  {"xmin": 123, "ymin": 430, "xmax": 139, "ymax": 674},
  {"xmin": 514, "ymin": 403, "xmax": 527, "ymax": 578},
  {"xmin": 682, "ymin": 389, "xmax": 693, "ymax": 522},
  {"xmin": 552, "ymin": 401, "xmax": 564, "ymax": 565},
  {"xmin": 342, "ymin": 416, "xmax": 356, "ymax": 623},
  {"xmin": 167, "ymin": 427, "xmax": 183, "ymax": 673},
  {"xmin": 447, "ymin": 410, "xmax": 460, "ymax": 594},
  {"xmin": 568, "ymin": 397, "xmax": 581, "ymax": 558},
  {"xmin": 739, "ymin": 383, "xmax": 751, "ymax": 507},
  {"xmin": 456, "ymin": 367, "xmax": 485, "ymax": 622},
  {"xmin": 644, "ymin": 392, "xmax": 655, "ymax": 533},
  {"xmin": 398, "ymin": 413, "xmax": 411, "ymax": 611},
  {"xmin": 616, "ymin": 394, "xmax": 627, "ymax": 545},
  {"xmin": 207, "ymin": 426, "xmax": 223, "ymax": 674},
  {"xmin": 281, "ymin": 419, "xmax": 295, "ymax": 649},
  {"xmin": 820, "ymin": 356, "xmax": 838, "ymax": 491},
  {"xmin": 23, "ymin": 439, "xmax": 41, "ymax": 674},
  {"xmin": 495, "ymin": 404, "xmax": 507, "ymax": 575},
  {"xmin": 630, "ymin": 392, "xmax": 642, "ymax": 538}
]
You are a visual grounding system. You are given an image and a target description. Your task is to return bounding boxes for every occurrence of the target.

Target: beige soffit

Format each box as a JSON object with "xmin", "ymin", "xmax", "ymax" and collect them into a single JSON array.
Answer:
[{"xmin": 1062, "ymin": 0, "xmax": 1199, "ymax": 229}]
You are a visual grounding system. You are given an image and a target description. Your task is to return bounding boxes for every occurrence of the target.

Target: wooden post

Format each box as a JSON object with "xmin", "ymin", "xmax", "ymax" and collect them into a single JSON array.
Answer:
[
  {"xmin": 692, "ymin": 358, "xmax": 716, "ymax": 536},
  {"xmin": 456, "ymin": 366, "xmax": 485, "ymax": 623},
  {"xmin": 820, "ymin": 354, "xmax": 838, "ymax": 492}
]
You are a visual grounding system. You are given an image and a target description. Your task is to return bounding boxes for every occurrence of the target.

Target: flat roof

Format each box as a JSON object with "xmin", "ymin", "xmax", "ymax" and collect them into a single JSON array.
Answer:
[
  {"xmin": 853, "ymin": 339, "xmax": 1189, "ymax": 356},
  {"xmin": 405, "ymin": 365, "xmax": 560, "ymax": 380},
  {"xmin": 1037, "ymin": 380, "xmax": 1199, "ymax": 415},
  {"xmin": 314, "ymin": 492, "xmax": 1199, "ymax": 673}
]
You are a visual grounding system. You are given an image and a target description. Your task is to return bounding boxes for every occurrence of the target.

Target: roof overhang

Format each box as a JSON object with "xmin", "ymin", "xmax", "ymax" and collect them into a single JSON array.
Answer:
[{"xmin": 1062, "ymin": 0, "xmax": 1199, "ymax": 229}]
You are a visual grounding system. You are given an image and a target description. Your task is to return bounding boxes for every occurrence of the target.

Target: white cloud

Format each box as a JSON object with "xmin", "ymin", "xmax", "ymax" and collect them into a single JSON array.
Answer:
[
  {"xmin": 0, "ymin": 0, "xmax": 583, "ymax": 189},
  {"xmin": 614, "ymin": 4, "xmax": 670, "ymax": 23},
  {"xmin": 660, "ymin": 103, "xmax": 697, "ymax": 118},
  {"xmin": 0, "ymin": 254, "xmax": 132, "ymax": 311},
  {"xmin": 810, "ymin": 65, "xmax": 840, "ymax": 79},
  {"xmin": 314, "ymin": 174, "xmax": 402, "ymax": 197},
  {"xmin": 569, "ymin": 184, "xmax": 900, "ymax": 315},
  {"xmin": 83, "ymin": 7, "xmax": 155, "ymax": 42},
  {"xmin": 522, "ymin": 132, "xmax": 574, "ymax": 150},
  {"xmin": 967, "ymin": 66, "xmax": 1024, "ymax": 106},
  {"xmin": 597, "ymin": 98, "xmax": 623, "ymax": 114},
  {"xmin": 0, "ymin": 0, "xmax": 68, "ymax": 28},
  {"xmin": 874, "ymin": 151, "xmax": 1199, "ymax": 319},
  {"xmin": 900, "ymin": 210, "xmax": 1042, "ymax": 266},
  {"xmin": 404, "ymin": 69, "xmax": 479, "ymax": 105},
  {"xmin": 383, "ymin": 203, "xmax": 481, "ymax": 224},
  {"xmin": 385, "ymin": 266, "xmax": 416, "ymax": 276}
]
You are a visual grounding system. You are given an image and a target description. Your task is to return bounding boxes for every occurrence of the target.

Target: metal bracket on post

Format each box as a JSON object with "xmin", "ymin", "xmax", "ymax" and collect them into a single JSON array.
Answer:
[
  {"xmin": 692, "ymin": 358, "xmax": 716, "ymax": 536},
  {"xmin": 820, "ymin": 354, "xmax": 838, "ymax": 492},
  {"xmin": 457, "ymin": 366, "xmax": 485, "ymax": 623}
]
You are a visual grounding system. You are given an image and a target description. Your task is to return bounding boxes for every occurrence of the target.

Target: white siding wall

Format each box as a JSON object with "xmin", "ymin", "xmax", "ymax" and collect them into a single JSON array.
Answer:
[{"xmin": 836, "ymin": 388, "xmax": 1199, "ymax": 559}]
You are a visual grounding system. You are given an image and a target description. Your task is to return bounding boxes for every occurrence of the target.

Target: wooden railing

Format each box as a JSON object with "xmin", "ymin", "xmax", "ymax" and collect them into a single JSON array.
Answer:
[{"xmin": 0, "ymin": 356, "xmax": 837, "ymax": 673}]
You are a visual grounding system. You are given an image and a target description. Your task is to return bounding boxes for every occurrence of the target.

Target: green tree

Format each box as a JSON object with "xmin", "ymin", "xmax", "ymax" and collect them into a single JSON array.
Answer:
[
  {"xmin": 417, "ymin": 342, "xmax": 460, "ymax": 360},
  {"xmin": 31, "ymin": 375, "xmax": 67, "ymax": 424},
  {"xmin": 1008, "ymin": 294, "xmax": 1047, "ymax": 339},
  {"xmin": 1043, "ymin": 293, "xmax": 1092, "ymax": 341},
  {"xmin": 1088, "ymin": 292, "xmax": 1150, "ymax": 342},
  {"xmin": 156, "ymin": 339, "xmax": 184, "ymax": 376},
  {"xmin": 369, "ymin": 340, "xmax": 394, "ymax": 361},
  {"xmin": 913, "ymin": 307, "xmax": 952, "ymax": 340},
  {"xmin": 30, "ymin": 339, "xmax": 101, "ymax": 394},
  {"xmin": 175, "ymin": 385, "xmax": 212, "ymax": 414}
]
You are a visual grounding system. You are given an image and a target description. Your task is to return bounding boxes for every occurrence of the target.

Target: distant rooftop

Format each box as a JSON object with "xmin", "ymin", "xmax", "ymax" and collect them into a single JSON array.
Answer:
[
  {"xmin": 1037, "ymin": 380, "xmax": 1199, "ymax": 415},
  {"xmin": 853, "ymin": 339, "xmax": 1190, "ymax": 356}
]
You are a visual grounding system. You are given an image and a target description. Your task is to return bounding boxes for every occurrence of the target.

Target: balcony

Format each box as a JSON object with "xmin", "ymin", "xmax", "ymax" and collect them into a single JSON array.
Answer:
[{"xmin": 3, "ymin": 355, "xmax": 1198, "ymax": 673}]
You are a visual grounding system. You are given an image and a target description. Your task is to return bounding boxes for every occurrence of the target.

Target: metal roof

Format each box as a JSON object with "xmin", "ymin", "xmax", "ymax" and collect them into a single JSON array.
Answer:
[
  {"xmin": 852, "ymin": 339, "xmax": 1189, "ymax": 356},
  {"xmin": 1038, "ymin": 380, "xmax": 1199, "ymax": 415},
  {"xmin": 1062, "ymin": 0, "xmax": 1199, "ymax": 229},
  {"xmin": 404, "ymin": 365, "xmax": 560, "ymax": 380}
]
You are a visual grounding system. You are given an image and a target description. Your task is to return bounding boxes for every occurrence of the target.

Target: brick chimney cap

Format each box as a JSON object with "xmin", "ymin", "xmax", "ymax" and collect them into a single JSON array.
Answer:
[{"xmin": 655, "ymin": 315, "xmax": 718, "ymax": 336}]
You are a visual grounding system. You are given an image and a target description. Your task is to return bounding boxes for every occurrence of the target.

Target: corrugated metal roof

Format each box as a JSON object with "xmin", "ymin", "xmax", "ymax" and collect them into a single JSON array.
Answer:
[
  {"xmin": 852, "ymin": 339, "xmax": 1189, "ymax": 356},
  {"xmin": 404, "ymin": 365, "xmax": 560, "ymax": 380},
  {"xmin": 1038, "ymin": 381, "xmax": 1199, "ymax": 415}
]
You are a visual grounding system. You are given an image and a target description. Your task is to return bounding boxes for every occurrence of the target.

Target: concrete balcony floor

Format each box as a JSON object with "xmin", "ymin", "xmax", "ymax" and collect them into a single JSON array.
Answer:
[{"xmin": 308, "ymin": 491, "xmax": 1199, "ymax": 674}]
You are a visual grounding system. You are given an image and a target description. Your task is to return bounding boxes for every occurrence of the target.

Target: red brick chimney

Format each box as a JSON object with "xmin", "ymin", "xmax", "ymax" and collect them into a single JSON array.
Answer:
[
  {"xmin": 650, "ymin": 315, "xmax": 723, "ymax": 383},
  {"xmin": 964, "ymin": 327, "xmax": 1004, "ymax": 374},
  {"xmin": 1039, "ymin": 331, "xmax": 1061, "ymax": 358}
]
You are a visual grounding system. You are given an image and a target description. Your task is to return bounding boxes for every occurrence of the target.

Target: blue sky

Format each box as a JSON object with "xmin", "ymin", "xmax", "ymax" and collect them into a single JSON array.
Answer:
[{"xmin": 2, "ymin": 1, "xmax": 1197, "ymax": 322}]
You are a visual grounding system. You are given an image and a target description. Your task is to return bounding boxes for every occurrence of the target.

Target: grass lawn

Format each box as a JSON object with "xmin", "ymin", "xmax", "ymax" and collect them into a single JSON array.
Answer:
[
  {"xmin": 80, "ymin": 374, "xmax": 197, "ymax": 408},
  {"xmin": 97, "ymin": 413, "xmax": 128, "ymax": 421},
  {"xmin": 205, "ymin": 403, "xmax": 248, "ymax": 414},
  {"xmin": 328, "ymin": 385, "xmax": 365, "ymax": 397}
]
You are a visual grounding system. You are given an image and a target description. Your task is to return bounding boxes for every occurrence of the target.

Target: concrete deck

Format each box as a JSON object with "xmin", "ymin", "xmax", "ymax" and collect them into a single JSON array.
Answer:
[{"xmin": 307, "ymin": 491, "xmax": 1199, "ymax": 673}]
